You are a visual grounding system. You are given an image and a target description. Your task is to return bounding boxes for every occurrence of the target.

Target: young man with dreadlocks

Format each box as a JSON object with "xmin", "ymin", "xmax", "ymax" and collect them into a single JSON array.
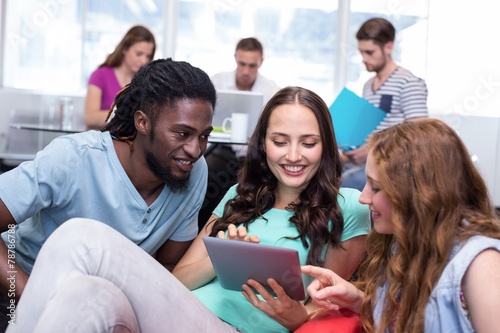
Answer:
[{"xmin": 0, "ymin": 59, "xmax": 216, "ymax": 308}]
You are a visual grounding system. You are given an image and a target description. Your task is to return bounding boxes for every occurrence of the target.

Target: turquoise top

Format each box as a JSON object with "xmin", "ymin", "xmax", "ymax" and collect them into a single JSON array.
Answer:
[{"xmin": 193, "ymin": 185, "xmax": 370, "ymax": 332}]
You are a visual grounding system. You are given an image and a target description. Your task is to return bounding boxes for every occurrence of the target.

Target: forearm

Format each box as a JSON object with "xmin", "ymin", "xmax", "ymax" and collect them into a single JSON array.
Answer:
[
  {"xmin": 0, "ymin": 241, "xmax": 28, "ymax": 301},
  {"xmin": 172, "ymin": 257, "xmax": 216, "ymax": 290},
  {"xmin": 323, "ymin": 236, "xmax": 367, "ymax": 281},
  {"xmin": 84, "ymin": 110, "xmax": 108, "ymax": 129}
]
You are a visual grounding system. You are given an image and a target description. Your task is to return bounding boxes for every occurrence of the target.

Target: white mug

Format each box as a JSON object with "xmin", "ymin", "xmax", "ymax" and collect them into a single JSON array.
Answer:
[{"xmin": 222, "ymin": 113, "xmax": 249, "ymax": 143}]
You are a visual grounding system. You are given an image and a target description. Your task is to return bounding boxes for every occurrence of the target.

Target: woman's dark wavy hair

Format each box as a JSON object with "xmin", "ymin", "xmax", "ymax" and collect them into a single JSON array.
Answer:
[
  {"xmin": 101, "ymin": 58, "xmax": 216, "ymax": 149},
  {"xmin": 209, "ymin": 86, "xmax": 344, "ymax": 266}
]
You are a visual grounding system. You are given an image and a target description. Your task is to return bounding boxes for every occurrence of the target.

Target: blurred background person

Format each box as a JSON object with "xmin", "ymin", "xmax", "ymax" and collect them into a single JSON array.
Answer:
[
  {"xmin": 84, "ymin": 25, "xmax": 156, "ymax": 129},
  {"xmin": 200, "ymin": 37, "xmax": 281, "ymax": 229},
  {"xmin": 341, "ymin": 17, "xmax": 428, "ymax": 191},
  {"xmin": 211, "ymin": 37, "xmax": 280, "ymax": 104}
]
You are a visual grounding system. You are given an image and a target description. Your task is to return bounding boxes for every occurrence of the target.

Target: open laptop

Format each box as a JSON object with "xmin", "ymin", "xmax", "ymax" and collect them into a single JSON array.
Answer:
[
  {"xmin": 203, "ymin": 236, "xmax": 306, "ymax": 301},
  {"xmin": 211, "ymin": 90, "xmax": 264, "ymax": 141}
]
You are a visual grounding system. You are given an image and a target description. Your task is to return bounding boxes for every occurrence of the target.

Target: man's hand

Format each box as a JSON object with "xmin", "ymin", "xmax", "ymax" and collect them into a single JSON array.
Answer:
[{"xmin": 343, "ymin": 144, "xmax": 369, "ymax": 165}]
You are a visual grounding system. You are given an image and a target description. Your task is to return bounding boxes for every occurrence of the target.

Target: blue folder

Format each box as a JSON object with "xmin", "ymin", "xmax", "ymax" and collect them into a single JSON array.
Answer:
[{"xmin": 329, "ymin": 87, "xmax": 387, "ymax": 150}]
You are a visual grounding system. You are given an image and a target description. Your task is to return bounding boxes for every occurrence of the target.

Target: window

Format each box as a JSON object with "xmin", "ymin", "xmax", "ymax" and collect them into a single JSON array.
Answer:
[
  {"xmin": 2, "ymin": 0, "xmax": 165, "ymax": 92},
  {"xmin": 346, "ymin": 0, "xmax": 429, "ymax": 95},
  {"xmin": 176, "ymin": 0, "xmax": 429, "ymax": 104},
  {"xmin": 82, "ymin": 0, "xmax": 166, "ymax": 88},
  {"xmin": 1, "ymin": 0, "xmax": 429, "ymax": 104},
  {"xmin": 3, "ymin": 1, "xmax": 82, "ymax": 91},
  {"xmin": 176, "ymin": 0, "xmax": 338, "ymax": 103}
]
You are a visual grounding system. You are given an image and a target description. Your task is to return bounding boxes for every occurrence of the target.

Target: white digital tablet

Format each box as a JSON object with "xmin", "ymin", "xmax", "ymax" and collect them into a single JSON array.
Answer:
[{"xmin": 203, "ymin": 237, "xmax": 306, "ymax": 301}]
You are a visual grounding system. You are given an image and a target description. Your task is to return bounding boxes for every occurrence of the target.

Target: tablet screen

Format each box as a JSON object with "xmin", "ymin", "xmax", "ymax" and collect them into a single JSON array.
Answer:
[{"xmin": 203, "ymin": 237, "xmax": 306, "ymax": 301}]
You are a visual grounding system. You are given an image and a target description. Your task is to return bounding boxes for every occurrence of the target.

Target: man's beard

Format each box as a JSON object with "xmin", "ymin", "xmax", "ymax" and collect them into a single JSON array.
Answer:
[
  {"xmin": 146, "ymin": 151, "xmax": 190, "ymax": 194},
  {"xmin": 370, "ymin": 53, "xmax": 388, "ymax": 73}
]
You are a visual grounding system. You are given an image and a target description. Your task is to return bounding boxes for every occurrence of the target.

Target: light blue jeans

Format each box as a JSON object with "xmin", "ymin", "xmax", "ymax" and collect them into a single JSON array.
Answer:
[
  {"xmin": 7, "ymin": 218, "xmax": 240, "ymax": 333},
  {"xmin": 341, "ymin": 162, "xmax": 366, "ymax": 192}
]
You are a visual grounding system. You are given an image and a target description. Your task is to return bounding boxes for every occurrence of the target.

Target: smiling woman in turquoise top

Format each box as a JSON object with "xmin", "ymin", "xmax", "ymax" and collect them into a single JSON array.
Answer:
[
  {"xmin": 173, "ymin": 86, "xmax": 371, "ymax": 332},
  {"xmin": 7, "ymin": 86, "xmax": 370, "ymax": 333}
]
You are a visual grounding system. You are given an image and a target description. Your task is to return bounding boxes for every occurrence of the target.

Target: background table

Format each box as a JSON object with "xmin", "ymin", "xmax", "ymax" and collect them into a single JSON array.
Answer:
[{"xmin": 9, "ymin": 122, "xmax": 248, "ymax": 156}]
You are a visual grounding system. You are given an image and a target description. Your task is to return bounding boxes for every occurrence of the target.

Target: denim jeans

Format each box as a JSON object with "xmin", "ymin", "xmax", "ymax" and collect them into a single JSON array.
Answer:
[
  {"xmin": 341, "ymin": 162, "xmax": 366, "ymax": 192},
  {"xmin": 7, "ymin": 218, "xmax": 240, "ymax": 333}
]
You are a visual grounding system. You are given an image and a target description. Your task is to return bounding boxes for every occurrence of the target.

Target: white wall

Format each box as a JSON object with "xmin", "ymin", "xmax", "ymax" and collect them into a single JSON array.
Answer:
[
  {"xmin": 432, "ymin": 114, "xmax": 500, "ymax": 207},
  {"xmin": 427, "ymin": 0, "xmax": 500, "ymax": 117},
  {"xmin": 426, "ymin": 0, "xmax": 500, "ymax": 207}
]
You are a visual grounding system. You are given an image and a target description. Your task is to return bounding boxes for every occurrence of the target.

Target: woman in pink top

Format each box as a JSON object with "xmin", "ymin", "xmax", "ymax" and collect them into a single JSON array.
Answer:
[{"xmin": 85, "ymin": 25, "xmax": 156, "ymax": 129}]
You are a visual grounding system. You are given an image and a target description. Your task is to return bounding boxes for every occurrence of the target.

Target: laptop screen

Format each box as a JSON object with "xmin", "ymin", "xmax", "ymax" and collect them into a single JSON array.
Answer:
[{"xmin": 212, "ymin": 90, "xmax": 264, "ymax": 140}]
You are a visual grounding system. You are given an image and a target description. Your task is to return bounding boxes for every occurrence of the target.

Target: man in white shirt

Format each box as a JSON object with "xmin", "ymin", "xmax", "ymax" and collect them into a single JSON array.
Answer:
[
  {"xmin": 200, "ymin": 38, "xmax": 281, "ymax": 230},
  {"xmin": 211, "ymin": 37, "xmax": 280, "ymax": 105}
]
